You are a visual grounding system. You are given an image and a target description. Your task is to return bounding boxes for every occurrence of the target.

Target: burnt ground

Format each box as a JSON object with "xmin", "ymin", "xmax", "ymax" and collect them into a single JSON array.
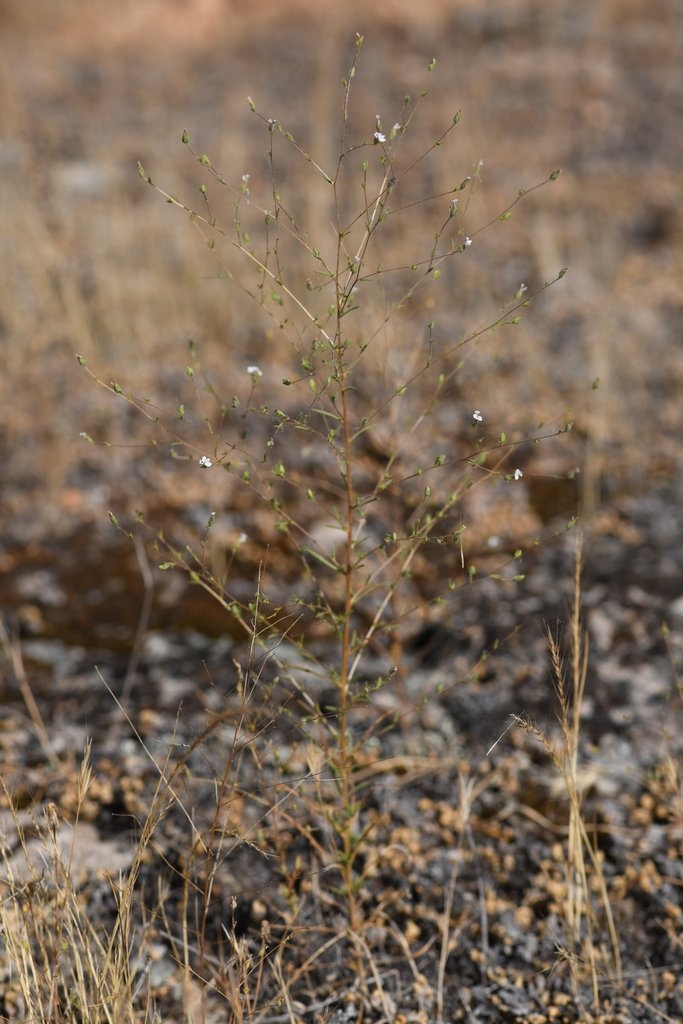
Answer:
[
  {"xmin": 2, "ymin": 1, "xmax": 683, "ymax": 1021},
  {"xmin": 3, "ymin": 471, "xmax": 683, "ymax": 1022}
]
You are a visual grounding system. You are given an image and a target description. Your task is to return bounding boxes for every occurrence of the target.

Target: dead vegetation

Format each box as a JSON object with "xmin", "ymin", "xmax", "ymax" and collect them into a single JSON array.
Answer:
[{"xmin": 1, "ymin": 1, "xmax": 683, "ymax": 1021}]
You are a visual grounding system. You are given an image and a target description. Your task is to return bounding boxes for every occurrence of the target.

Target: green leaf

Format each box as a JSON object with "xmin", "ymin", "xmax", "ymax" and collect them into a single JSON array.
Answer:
[{"xmin": 302, "ymin": 548, "xmax": 341, "ymax": 572}]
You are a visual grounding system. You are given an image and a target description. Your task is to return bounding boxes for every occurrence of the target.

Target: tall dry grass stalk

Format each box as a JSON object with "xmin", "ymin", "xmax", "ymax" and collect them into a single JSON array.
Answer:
[{"xmin": 517, "ymin": 538, "xmax": 622, "ymax": 1006}]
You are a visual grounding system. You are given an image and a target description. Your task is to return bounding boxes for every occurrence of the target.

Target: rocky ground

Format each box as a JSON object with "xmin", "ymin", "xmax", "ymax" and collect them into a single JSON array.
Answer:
[
  {"xmin": 1, "ymin": 1, "xmax": 683, "ymax": 1021},
  {"xmin": 3, "ymin": 476, "xmax": 683, "ymax": 1022}
]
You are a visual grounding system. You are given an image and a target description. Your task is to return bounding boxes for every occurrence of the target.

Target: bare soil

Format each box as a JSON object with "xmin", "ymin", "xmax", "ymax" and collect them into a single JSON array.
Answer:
[{"xmin": 1, "ymin": 1, "xmax": 683, "ymax": 1020}]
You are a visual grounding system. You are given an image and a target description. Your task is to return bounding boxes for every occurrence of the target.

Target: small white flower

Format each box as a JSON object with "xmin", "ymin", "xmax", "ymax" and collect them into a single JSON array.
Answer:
[
  {"xmin": 241, "ymin": 173, "xmax": 250, "ymax": 183},
  {"xmin": 199, "ymin": 455, "xmax": 213, "ymax": 469},
  {"xmin": 238, "ymin": 532, "xmax": 248, "ymax": 545},
  {"xmin": 392, "ymin": 122, "xmax": 401, "ymax": 132},
  {"xmin": 472, "ymin": 409, "xmax": 483, "ymax": 424},
  {"xmin": 464, "ymin": 236, "xmax": 473, "ymax": 247},
  {"xmin": 513, "ymin": 468, "xmax": 523, "ymax": 481},
  {"xmin": 247, "ymin": 365, "xmax": 263, "ymax": 380},
  {"xmin": 373, "ymin": 131, "xmax": 386, "ymax": 144}
]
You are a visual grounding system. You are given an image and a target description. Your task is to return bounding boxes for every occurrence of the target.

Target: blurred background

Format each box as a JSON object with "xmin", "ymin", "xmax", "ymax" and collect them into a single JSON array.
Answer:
[{"xmin": 0, "ymin": 0, "xmax": 681, "ymax": 644}]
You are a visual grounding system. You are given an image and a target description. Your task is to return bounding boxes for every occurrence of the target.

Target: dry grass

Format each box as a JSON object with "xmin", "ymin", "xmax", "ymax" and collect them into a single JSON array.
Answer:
[
  {"xmin": 1, "ymin": 2, "xmax": 682, "ymax": 1021},
  {"xmin": 515, "ymin": 541, "xmax": 621, "ymax": 1005},
  {"xmin": 2, "ymin": 0, "xmax": 681, "ymax": 526}
]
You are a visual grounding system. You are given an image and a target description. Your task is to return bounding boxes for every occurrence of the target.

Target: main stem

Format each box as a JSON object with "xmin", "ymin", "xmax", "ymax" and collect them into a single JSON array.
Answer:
[{"xmin": 335, "ymin": 330, "xmax": 361, "ymax": 935}]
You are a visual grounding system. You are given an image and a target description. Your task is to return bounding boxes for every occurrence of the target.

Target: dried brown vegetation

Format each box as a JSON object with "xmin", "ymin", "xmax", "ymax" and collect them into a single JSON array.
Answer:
[{"xmin": 1, "ymin": 2, "xmax": 683, "ymax": 1021}]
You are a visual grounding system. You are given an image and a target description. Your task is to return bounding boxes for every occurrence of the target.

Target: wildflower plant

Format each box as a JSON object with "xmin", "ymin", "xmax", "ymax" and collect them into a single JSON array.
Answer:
[{"xmin": 77, "ymin": 35, "xmax": 572, "ymax": 1006}]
